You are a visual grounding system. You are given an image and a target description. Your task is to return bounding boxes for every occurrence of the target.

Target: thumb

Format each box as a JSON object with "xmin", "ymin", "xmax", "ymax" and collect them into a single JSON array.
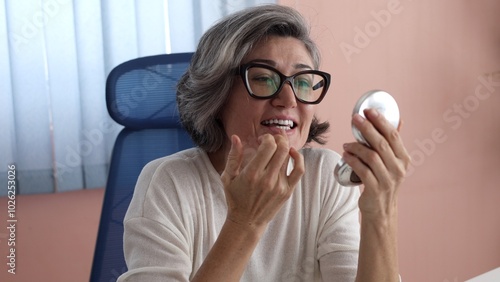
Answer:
[{"xmin": 221, "ymin": 135, "xmax": 243, "ymax": 186}]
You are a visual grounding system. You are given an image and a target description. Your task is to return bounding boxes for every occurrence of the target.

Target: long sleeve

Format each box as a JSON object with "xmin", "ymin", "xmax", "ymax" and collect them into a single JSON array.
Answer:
[
  {"xmin": 117, "ymin": 147, "xmax": 362, "ymax": 281},
  {"xmin": 118, "ymin": 148, "xmax": 226, "ymax": 281},
  {"xmin": 317, "ymin": 184, "xmax": 360, "ymax": 281},
  {"xmin": 304, "ymin": 148, "xmax": 361, "ymax": 281}
]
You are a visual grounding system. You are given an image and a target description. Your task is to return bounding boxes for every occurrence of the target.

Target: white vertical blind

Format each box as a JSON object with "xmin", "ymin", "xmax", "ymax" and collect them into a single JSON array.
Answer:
[{"xmin": 0, "ymin": 0, "xmax": 275, "ymax": 195}]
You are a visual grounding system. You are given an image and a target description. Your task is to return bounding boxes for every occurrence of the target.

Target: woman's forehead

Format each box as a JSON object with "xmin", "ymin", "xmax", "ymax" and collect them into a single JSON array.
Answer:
[{"xmin": 242, "ymin": 36, "xmax": 314, "ymax": 67}]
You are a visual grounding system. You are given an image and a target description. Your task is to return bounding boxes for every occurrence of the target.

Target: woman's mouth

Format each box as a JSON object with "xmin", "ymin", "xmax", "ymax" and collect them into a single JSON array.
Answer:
[{"xmin": 261, "ymin": 119, "xmax": 296, "ymax": 131}]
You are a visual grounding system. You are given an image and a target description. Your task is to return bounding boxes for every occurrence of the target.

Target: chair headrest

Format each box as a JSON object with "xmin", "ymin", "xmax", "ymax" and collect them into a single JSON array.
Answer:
[{"xmin": 106, "ymin": 53, "xmax": 193, "ymax": 129}]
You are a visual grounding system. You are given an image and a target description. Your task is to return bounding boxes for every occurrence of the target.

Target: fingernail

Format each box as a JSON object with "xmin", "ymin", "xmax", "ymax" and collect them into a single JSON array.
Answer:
[
  {"xmin": 353, "ymin": 114, "xmax": 365, "ymax": 123},
  {"xmin": 342, "ymin": 151, "xmax": 352, "ymax": 161},
  {"xmin": 367, "ymin": 108, "xmax": 379, "ymax": 117}
]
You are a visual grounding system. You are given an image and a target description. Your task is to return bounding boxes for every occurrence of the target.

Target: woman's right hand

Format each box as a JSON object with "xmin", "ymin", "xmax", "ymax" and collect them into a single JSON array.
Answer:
[{"xmin": 220, "ymin": 133, "xmax": 305, "ymax": 232}]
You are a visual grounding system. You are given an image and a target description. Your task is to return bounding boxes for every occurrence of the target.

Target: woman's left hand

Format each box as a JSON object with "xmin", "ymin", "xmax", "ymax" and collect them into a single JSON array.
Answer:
[{"xmin": 342, "ymin": 108, "xmax": 411, "ymax": 219}]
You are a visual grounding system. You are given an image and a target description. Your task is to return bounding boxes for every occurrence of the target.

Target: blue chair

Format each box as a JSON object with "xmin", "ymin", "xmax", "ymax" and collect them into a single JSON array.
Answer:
[{"xmin": 90, "ymin": 53, "xmax": 195, "ymax": 282}]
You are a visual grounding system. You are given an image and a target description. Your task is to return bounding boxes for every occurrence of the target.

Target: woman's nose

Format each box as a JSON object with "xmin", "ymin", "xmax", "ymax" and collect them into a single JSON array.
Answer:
[{"xmin": 271, "ymin": 81, "xmax": 297, "ymax": 108}]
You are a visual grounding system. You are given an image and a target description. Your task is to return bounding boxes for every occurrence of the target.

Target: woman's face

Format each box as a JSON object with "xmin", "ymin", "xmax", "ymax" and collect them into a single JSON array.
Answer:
[{"xmin": 220, "ymin": 36, "xmax": 318, "ymax": 151}]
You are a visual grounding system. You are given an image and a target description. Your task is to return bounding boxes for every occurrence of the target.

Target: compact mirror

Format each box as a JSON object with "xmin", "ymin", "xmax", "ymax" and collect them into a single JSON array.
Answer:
[{"xmin": 334, "ymin": 90, "xmax": 400, "ymax": 186}]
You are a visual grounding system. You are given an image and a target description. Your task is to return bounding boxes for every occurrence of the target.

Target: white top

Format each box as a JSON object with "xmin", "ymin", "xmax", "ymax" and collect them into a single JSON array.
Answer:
[
  {"xmin": 465, "ymin": 267, "xmax": 500, "ymax": 282},
  {"xmin": 118, "ymin": 147, "xmax": 361, "ymax": 282}
]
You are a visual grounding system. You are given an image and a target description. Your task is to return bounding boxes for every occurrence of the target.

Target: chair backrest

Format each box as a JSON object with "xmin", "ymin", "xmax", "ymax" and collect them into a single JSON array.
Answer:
[{"xmin": 90, "ymin": 53, "xmax": 195, "ymax": 282}]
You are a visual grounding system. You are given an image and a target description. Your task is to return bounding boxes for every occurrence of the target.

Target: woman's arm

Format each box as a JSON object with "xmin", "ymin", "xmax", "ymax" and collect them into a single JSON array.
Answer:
[
  {"xmin": 191, "ymin": 134, "xmax": 305, "ymax": 281},
  {"xmin": 190, "ymin": 217, "xmax": 265, "ymax": 281},
  {"xmin": 342, "ymin": 108, "xmax": 410, "ymax": 282},
  {"xmin": 355, "ymin": 207, "xmax": 399, "ymax": 281}
]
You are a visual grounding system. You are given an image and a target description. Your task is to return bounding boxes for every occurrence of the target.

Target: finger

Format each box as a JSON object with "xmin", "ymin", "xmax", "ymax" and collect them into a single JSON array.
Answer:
[
  {"xmin": 391, "ymin": 121, "xmax": 411, "ymax": 170},
  {"xmin": 363, "ymin": 109, "xmax": 409, "ymax": 162},
  {"xmin": 341, "ymin": 150, "xmax": 377, "ymax": 186},
  {"xmin": 352, "ymin": 112, "xmax": 411, "ymax": 182},
  {"xmin": 343, "ymin": 142, "xmax": 386, "ymax": 184},
  {"xmin": 397, "ymin": 119, "xmax": 404, "ymax": 132},
  {"xmin": 221, "ymin": 135, "xmax": 243, "ymax": 186},
  {"xmin": 393, "ymin": 119, "xmax": 410, "ymax": 165},
  {"xmin": 248, "ymin": 134, "xmax": 277, "ymax": 167},
  {"xmin": 244, "ymin": 133, "xmax": 285, "ymax": 176},
  {"xmin": 352, "ymin": 112, "xmax": 397, "ymax": 170},
  {"xmin": 265, "ymin": 133, "xmax": 291, "ymax": 176},
  {"xmin": 287, "ymin": 147, "xmax": 304, "ymax": 188}
]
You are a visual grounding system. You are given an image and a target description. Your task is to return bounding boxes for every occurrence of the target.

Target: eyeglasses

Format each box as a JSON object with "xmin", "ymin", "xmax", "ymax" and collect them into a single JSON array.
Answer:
[{"xmin": 238, "ymin": 63, "xmax": 331, "ymax": 104}]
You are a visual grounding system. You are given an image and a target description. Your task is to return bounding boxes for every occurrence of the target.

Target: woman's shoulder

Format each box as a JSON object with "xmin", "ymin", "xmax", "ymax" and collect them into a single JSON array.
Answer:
[
  {"xmin": 134, "ymin": 147, "xmax": 217, "ymax": 194},
  {"xmin": 127, "ymin": 147, "xmax": 217, "ymax": 219},
  {"xmin": 141, "ymin": 147, "xmax": 207, "ymax": 175}
]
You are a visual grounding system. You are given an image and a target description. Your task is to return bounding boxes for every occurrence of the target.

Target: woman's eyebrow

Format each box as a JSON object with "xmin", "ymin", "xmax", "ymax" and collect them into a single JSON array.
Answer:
[
  {"xmin": 245, "ymin": 59, "xmax": 313, "ymax": 70},
  {"xmin": 246, "ymin": 59, "xmax": 276, "ymax": 65},
  {"xmin": 293, "ymin": 63, "xmax": 313, "ymax": 70}
]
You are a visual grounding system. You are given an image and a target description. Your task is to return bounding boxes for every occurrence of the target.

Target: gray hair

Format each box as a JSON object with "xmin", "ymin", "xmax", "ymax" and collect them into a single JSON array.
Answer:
[{"xmin": 177, "ymin": 4, "xmax": 329, "ymax": 152}]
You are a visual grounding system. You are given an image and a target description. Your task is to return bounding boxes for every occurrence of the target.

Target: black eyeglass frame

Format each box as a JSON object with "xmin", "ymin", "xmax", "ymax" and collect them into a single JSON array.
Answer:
[{"xmin": 238, "ymin": 63, "xmax": 331, "ymax": 104}]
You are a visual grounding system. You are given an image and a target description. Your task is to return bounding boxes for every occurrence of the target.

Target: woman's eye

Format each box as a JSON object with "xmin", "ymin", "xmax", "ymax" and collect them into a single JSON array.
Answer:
[
  {"xmin": 296, "ymin": 78, "xmax": 312, "ymax": 89},
  {"xmin": 254, "ymin": 76, "xmax": 274, "ymax": 83},
  {"xmin": 252, "ymin": 74, "xmax": 279, "ymax": 89}
]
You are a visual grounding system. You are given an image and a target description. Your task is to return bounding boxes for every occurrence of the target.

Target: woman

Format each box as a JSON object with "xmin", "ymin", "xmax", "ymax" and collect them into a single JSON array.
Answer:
[{"xmin": 118, "ymin": 4, "xmax": 410, "ymax": 282}]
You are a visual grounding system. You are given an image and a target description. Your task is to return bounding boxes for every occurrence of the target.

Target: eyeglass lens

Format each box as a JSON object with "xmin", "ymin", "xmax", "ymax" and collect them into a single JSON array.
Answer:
[{"xmin": 245, "ymin": 66, "xmax": 326, "ymax": 103}]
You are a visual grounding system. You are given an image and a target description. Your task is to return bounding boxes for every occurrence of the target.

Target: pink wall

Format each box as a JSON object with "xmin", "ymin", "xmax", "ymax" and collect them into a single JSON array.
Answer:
[
  {"xmin": 280, "ymin": 0, "xmax": 500, "ymax": 281},
  {"xmin": 0, "ymin": 189, "xmax": 103, "ymax": 282},
  {"xmin": 1, "ymin": 2, "xmax": 499, "ymax": 282}
]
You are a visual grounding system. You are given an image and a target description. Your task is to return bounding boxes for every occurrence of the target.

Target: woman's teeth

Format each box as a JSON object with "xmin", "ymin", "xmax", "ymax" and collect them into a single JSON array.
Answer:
[{"xmin": 262, "ymin": 119, "xmax": 295, "ymax": 130}]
